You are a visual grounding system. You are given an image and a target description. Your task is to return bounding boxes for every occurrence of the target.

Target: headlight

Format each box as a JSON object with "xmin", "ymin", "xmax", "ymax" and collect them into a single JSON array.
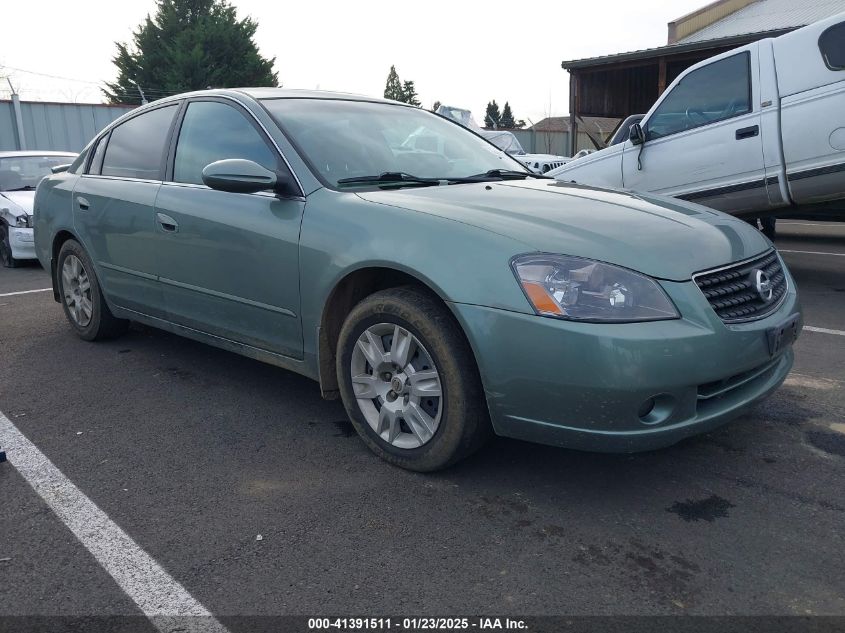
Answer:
[
  {"xmin": 14, "ymin": 215, "xmax": 32, "ymax": 228},
  {"xmin": 511, "ymin": 254, "xmax": 679, "ymax": 322}
]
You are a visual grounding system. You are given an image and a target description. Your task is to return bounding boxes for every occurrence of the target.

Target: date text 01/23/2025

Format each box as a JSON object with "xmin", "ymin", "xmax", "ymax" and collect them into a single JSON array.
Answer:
[{"xmin": 307, "ymin": 618, "xmax": 528, "ymax": 630}]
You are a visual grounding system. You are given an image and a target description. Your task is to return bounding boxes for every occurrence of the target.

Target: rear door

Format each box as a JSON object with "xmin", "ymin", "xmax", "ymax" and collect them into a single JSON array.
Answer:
[
  {"xmin": 622, "ymin": 49, "xmax": 768, "ymax": 214},
  {"xmin": 72, "ymin": 103, "xmax": 179, "ymax": 316},
  {"xmin": 152, "ymin": 98, "xmax": 305, "ymax": 359}
]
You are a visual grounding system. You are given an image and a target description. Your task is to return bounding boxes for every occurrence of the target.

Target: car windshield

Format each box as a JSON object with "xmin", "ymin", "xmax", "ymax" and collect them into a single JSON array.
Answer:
[
  {"xmin": 482, "ymin": 130, "xmax": 526, "ymax": 155},
  {"xmin": 261, "ymin": 99, "xmax": 527, "ymax": 188},
  {"xmin": 0, "ymin": 155, "xmax": 75, "ymax": 190}
]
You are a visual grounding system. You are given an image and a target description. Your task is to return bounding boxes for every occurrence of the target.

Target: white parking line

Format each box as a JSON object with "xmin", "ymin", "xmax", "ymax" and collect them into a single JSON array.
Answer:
[
  {"xmin": 0, "ymin": 287, "xmax": 52, "ymax": 297},
  {"xmin": 779, "ymin": 249, "xmax": 845, "ymax": 257},
  {"xmin": 0, "ymin": 411, "xmax": 229, "ymax": 633},
  {"xmin": 804, "ymin": 326, "xmax": 845, "ymax": 337},
  {"xmin": 780, "ymin": 221, "xmax": 845, "ymax": 227}
]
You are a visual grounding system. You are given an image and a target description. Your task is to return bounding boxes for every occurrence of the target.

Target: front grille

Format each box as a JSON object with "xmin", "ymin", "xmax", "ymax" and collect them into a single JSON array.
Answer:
[{"xmin": 693, "ymin": 250, "xmax": 787, "ymax": 323}]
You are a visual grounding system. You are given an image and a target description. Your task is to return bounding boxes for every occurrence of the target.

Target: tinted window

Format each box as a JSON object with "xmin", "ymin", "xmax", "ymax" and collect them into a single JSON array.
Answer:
[
  {"xmin": 101, "ymin": 105, "xmax": 177, "ymax": 180},
  {"xmin": 87, "ymin": 134, "xmax": 108, "ymax": 175},
  {"xmin": 819, "ymin": 22, "xmax": 845, "ymax": 70},
  {"xmin": 174, "ymin": 101, "xmax": 278, "ymax": 185},
  {"xmin": 646, "ymin": 53, "xmax": 751, "ymax": 140}
]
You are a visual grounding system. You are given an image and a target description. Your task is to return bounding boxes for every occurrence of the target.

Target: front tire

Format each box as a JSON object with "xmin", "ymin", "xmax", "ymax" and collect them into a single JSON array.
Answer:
[
  {"xmin": 56, "ymin": 239, "xmax": 128, "ymax": 341},
  {"xmin": 0, "ymin": 223, "xmax": 22, "ymax": 268},
  {"xmin": 337, "ymin": 287, "xmax": 490, "ymax": 471}
]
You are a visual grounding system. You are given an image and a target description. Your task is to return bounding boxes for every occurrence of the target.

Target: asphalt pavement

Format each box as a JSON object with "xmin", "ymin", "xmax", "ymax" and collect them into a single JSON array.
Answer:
[{"xmin": 0, "ymin": 221, "xmax": 843, "ymax": 627}]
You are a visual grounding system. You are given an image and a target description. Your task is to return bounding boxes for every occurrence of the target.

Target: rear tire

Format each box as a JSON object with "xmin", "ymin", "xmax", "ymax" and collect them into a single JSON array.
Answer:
[
  {"xmin": 336, "ymin": 286, "xmax": 490, "ymax": 471},
  {"xmin": 56, "ymin": 239, "xmax": 128, "ymax": 341},
  {"xmin": 0, "ymin": 223, "xmax": 21, "ymax": 268}
]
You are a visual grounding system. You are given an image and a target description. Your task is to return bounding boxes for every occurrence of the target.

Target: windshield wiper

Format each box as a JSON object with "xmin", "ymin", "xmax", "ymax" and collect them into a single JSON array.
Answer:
[
  {"xmin": 5, "ymin": 185, "xmax": 37, "ymax": 191},
  {"xmin": 337, "ymin": 172, "xmax": 442, "ymax": 187},
  {"xmin": 458, "ymin": 169, "xmax": 553, "ymax": 181}
]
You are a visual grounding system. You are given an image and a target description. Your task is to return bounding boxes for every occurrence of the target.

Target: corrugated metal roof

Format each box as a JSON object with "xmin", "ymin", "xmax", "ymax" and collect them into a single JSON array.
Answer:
[{"xmin": 678, "ymin": 0, "xmax": 845, "ymax": 42}]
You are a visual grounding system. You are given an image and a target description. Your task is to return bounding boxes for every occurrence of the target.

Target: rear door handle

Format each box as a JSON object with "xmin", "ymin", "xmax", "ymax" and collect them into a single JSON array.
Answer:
[
  {"xmin": 736, "ymin": 125, "xmax": 759, "ymax": 140},
  {"xmin": 156, "ymin": 212, "xmax": 179, "ymax": 232},
  {"xmin": 76, "ymin": 196, "xmax": 90, "ymax": 210}
]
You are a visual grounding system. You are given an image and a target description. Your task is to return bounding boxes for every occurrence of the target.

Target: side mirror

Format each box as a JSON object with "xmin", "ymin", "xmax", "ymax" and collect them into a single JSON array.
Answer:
[
  {"xmin": 629, "ymin": 123, "xmax": 645, "ymax": 146},
  {"xmin": 202, "ymin": 159, "xmax": 279, "ymax": 194}
]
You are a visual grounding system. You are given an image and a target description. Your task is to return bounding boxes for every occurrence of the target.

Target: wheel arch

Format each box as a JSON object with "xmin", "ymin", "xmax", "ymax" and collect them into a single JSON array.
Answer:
[
  {"xmin": 316, "ymin": 265, "xmax": 470, "ymax": 400},
  {"xmin": 50, "ymin": 229, "xmax": 79, "ymax": 302}
]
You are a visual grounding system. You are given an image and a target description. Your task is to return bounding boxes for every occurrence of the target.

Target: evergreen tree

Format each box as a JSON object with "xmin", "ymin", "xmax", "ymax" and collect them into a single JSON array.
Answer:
[
  {"xmin": 500, "ymin": 101, "xmax": 516, "ymax": 128},
  {"xmin": 485, "ymin": 100, "xmax": 501, "ymax": 128},
  {"xmin": 401, "ymin": 80, "xmax": 421, "ymax": 107},
  {"xmin": 431, "ymin": 100, "xmax": 442, "ymax": 113},
  {"xmin": 104, "ymin": 0, "xmax": 277, "ymax": 105},
  {"xmin": 383, "ymin": 65, "xmax": 404, "ymax": 101}
]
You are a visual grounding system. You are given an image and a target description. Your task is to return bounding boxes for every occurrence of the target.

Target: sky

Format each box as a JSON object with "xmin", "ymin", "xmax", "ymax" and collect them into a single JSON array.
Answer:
[{"xmin": 0, "ymin": 0, "xmax": 706, "ymax": 124}]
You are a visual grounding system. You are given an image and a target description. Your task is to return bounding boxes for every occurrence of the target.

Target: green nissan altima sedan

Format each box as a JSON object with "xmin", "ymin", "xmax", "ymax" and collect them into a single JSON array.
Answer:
[{"xmin": 33, "ymin": 89, "xmax": 801, "ymax": 471}]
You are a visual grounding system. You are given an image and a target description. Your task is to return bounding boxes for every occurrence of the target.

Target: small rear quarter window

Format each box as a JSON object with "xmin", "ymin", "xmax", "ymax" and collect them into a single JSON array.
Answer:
[{"xmin": 819, "ymin": 22, "xmax": 845, "ymax": 70}]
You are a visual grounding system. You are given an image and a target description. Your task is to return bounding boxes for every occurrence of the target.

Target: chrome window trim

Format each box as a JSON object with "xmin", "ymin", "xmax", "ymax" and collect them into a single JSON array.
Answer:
[{"xmin": 76, "ymin": 93, "xmax": 305, "ymax": 197}]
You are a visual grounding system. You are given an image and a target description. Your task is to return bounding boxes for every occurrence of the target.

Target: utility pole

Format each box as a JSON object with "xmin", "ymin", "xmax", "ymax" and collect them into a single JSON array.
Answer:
[
  {"xmin": 128, "ymin": 79, "xmax": 148, "ymax": 105},
  {"xmin": 7, "ymin": 77, "xmax": 27, "ymax": 151}
]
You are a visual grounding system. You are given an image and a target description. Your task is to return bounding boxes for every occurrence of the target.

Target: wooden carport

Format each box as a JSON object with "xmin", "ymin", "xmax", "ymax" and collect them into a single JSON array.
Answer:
[{"xmin": 562, "ymin": 28, "xmax": 793, "ymax": 155}]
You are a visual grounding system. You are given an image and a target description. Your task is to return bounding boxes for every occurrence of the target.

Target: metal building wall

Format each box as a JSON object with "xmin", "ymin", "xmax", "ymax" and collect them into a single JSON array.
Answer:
[{"xmin": 0, "ymin": 100, "xmax": 134, "ymax": 152}]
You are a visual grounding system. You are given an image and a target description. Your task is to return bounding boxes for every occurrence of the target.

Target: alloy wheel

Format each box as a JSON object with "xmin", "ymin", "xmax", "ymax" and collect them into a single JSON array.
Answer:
[
  {"xmin": 62, "ymin": 254, "xmax": 93, "ymax": 327},
  {"xmin": 350, "ymin": 323, "xmax": 443, "ymax": 449}
]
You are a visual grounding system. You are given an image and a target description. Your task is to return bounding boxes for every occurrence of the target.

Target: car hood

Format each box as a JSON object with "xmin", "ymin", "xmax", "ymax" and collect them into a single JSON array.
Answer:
[
  {"xmin": 0, "ymin": 191, "xmax": 34, "ymax": 215},
  {"xmin": 519, "ymin": 153, "xmax": 569, "ymax": 162},
  {"xmin": 356, "ymin": 180, "xmax": 770, "ymax": 281}
]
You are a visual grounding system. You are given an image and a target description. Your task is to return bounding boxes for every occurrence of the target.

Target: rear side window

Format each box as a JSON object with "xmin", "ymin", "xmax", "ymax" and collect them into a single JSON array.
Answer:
[
  {"xmin": 101, "ymin": 105, "xmax": 178, "ymax": 180},
  {"xmin": 173, "ymin": 101, "xmax": 278, "ymax": 185},
  {"xmin": 87, "ymin": 134, "xmax": 108, "ymax": 175},
  {"xmin": 819, "ymin": 22, "xmax": 845, "ymax": 70},
  {"xmin": 646, "ymin": 52, "xmax": 751, "ymax": 140}
]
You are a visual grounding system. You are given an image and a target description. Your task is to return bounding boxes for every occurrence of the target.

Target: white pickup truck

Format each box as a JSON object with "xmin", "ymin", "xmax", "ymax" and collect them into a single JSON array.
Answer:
[{"xmin": 549, "ymin": 12, "xmax": 845, "ymax": 219}]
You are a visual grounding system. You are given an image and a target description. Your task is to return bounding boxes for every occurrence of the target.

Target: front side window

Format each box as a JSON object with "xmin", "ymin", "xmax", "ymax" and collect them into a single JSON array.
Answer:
[
  {"xmin": 174, "ymin": 101, "xmax": 279, "ymax": 185},
  {"xmin": 819, "ymin": 22, "xmax": 845, "ymax": 70},
  {"xmin": 101, "ymin": 105, "xmax": 178, "ymax": 180},
  {"xmin": 646, "ymin": 52, "xmax": 751, "ymax": 141},
  {"xmin": 262, "ymin": 99, "xmax": 526, "ymax": 188}
]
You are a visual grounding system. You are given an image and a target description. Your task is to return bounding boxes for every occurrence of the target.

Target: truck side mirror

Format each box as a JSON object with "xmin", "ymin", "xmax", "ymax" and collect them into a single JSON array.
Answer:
[{"xmin": 629, "ymin": 123, "xmax": 645, "ymax": 146}]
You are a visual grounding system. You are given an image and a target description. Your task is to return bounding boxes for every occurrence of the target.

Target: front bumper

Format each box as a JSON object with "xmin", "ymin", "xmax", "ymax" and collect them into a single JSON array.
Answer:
[
  {"xmin": 8, "ymin": 226, "xmax": 36, "ymax": 260},
  {"xmin": 449, "ymin": 270, "xmax": 801, "ymax": 453}
]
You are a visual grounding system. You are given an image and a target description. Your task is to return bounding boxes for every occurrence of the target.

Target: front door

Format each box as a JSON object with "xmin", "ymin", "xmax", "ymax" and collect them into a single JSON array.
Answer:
[
  {"xmin": 622, "ymin": 50, "xmax": 768, "ymax": 214},
  {"xmin": 153, "ymin": 99, "xmax": 305, "ymax": 359}
]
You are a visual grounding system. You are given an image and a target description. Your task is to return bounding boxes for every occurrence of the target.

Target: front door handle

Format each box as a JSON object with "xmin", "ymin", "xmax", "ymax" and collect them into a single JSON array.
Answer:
[
  {"xmin": 156, "ymin": 212, "xmax": 179, "ymax": 232},
  {"xmin": 76, "ymin": 196, "xmax": 90, "ymax": 210},
  {"xmin": 736, "ymin": 125, "xmax": 759, "ymax": 140}
]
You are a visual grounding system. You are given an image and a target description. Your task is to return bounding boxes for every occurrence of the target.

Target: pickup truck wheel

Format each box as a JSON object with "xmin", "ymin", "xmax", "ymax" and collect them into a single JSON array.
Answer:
[
  {"xmin": 336, "ymin": 287, "xmax": 490, "ymax": 472},
  {"xmin": 0, "ymin": 223, "xmax": 22, "ymax": 268},
  {"xmin": 57, "ymin": 239, "xmax": 128, "ymax": 341}
]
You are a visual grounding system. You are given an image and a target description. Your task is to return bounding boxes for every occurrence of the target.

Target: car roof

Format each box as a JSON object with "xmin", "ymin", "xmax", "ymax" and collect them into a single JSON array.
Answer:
[
  {"xmin": 0, "ymin": 150, "xmax": 77, "ymax": 158},
  {"xmin": 146, "ymin": 87, "xmax": 402, "ymax": 107}
]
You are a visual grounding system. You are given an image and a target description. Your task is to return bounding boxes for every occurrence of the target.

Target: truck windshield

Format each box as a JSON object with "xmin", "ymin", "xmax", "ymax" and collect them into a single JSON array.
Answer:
[{"xmin": 262, "ymin": 99, "xmax": 527, "ymax": 188}]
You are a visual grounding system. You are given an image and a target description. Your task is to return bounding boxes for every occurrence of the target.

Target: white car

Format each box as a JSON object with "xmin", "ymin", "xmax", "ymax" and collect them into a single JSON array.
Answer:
[
  {"xmin": 435, "ymin": 105, "xmax": 570, "ymax": 174},
  {"xmin": 1, "ymin": 151, "xmax": 76, "ymax": 267}
]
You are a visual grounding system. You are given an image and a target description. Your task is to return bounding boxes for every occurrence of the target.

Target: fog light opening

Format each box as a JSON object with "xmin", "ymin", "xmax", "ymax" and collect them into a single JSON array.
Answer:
[
  {"xmin": 638, "ymin": 394, "xmax": 676, "ymax": 425},
  {"xmin": 638, "ymin": 398, "xmax": 655, "ymax": 419}
]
